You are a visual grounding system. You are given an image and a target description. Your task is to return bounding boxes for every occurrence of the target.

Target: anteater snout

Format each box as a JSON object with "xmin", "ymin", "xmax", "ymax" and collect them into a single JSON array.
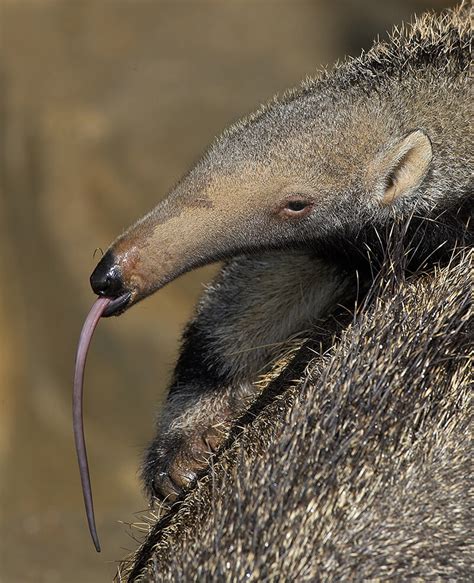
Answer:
[{"xmin": 90, "ymin": 250, "xmax": 125, "ymax": 298}]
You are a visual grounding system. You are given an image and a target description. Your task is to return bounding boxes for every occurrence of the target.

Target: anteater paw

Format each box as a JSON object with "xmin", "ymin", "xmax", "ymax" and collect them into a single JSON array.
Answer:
[{"xmin": 144, "ymin": 425, "xmax": 225, "ymax": 503}]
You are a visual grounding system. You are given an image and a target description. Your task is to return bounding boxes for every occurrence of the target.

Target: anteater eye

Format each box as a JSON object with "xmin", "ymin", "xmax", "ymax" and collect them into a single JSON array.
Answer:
[
  {"xmin": 280, "ymin": 199, "xmax": 313, "ymax": 218},
  {"xmin": 286, "ymin": 201, "xmax": 308, "ymax": 212}
]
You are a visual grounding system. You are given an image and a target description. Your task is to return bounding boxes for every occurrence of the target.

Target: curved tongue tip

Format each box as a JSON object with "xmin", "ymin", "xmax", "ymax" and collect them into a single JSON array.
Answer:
[{"xmin": 73, "ymin": 296, "xmax": 111, "ymax": 552}]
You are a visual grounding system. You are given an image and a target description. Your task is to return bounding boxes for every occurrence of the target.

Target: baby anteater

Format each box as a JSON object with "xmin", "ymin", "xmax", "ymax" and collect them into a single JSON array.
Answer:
[{"xmin": 74, "ymin": 2, "xmax": 472, "ymax": 554}]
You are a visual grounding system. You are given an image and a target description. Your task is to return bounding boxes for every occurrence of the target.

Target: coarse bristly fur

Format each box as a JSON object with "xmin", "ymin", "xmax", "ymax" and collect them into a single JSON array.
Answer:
[
  {"xmin": 122, "ymin": 246, "xmax": 472, "ymax": 582},
  {"xmin": 109, "ymin": 3, "xmax": 474, "ymax": 581}
]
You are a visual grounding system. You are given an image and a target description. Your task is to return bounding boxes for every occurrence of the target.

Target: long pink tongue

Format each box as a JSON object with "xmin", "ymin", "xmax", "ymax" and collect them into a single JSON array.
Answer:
[{"xmin": 73, "ymin": 297, "xmax": 111, "ymax": 553}]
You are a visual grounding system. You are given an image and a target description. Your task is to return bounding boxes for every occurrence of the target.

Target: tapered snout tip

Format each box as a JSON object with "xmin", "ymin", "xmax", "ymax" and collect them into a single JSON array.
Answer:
[
  {"xmin": 90, "ymin": 251, "xmax": 124, "ymax": 297},
  {"xmin": 90, "ymin": 251, "xmax": 131, "ymax": 316}
]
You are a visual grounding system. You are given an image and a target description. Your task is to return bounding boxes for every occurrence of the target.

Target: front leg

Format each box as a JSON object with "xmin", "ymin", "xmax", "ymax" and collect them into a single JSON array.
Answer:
[
  {"xmin": 142, "ymin": 383, "xmax": 254, "ymax": 501},
  {"xmin": 142, "ymin": 251, "xmax": 352, "ymax": 502}
]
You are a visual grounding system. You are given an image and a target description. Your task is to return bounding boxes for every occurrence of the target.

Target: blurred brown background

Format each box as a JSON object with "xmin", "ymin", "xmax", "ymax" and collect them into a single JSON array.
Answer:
[{"xmin": 0, "ymin": 1, "xmax": 454, "ymax": 581}]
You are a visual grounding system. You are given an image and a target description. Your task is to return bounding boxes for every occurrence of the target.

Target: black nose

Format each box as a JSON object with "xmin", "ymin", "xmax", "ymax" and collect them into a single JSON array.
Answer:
[{"xmin": 90, "ymin": 250, "xmax": 125, "ymax": 297}]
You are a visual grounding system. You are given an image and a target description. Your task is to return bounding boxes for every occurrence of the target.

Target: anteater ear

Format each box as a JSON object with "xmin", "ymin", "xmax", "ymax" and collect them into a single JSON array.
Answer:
[{"xmin": 374, "ymin": 129, "xmax": 433, "ymax": 205}]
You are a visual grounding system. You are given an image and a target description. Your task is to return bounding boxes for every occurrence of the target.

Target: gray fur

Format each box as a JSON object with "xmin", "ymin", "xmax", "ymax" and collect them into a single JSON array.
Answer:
[{"xmin": 194, "ymin": 253, "xmax": 348, "ymax": 381}]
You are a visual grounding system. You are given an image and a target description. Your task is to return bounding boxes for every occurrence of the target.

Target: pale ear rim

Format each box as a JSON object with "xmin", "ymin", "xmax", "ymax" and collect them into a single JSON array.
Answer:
[{"xmin": 380, "ymin": 128, "xmax": 433, "ymax": 206}]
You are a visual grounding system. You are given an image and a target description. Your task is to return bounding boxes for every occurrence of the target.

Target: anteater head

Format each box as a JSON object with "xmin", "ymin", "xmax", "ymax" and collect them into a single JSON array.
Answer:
[
  {"xmin": 90, "ymin": 4, "xmax": 472, "ymax": 315},
  {"xmin": 90, "ymin": 98, "xmax": 439, "ymax": 316}
]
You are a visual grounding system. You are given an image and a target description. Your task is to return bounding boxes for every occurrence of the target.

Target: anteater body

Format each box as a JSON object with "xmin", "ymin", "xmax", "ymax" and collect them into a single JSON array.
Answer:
[{"xmin": 84, "ymin": 3, "xmax": 472, "ymax": 577}]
